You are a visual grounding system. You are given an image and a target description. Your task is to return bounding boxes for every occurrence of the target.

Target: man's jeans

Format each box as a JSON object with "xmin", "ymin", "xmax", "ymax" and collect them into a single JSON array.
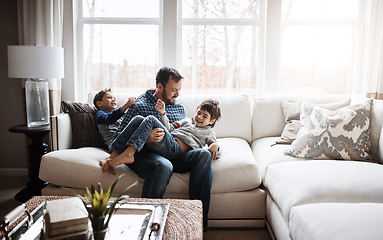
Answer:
[
  {"xmin": 129, "ymin": 148, "xmax": 212, "ymax": 231},
  {"xmin": 110, "ymin": 115, "xmax": 182, "ymax": 159}
]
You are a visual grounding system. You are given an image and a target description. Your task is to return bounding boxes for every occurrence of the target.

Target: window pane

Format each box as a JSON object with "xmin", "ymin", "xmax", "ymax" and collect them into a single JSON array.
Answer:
[
  {"xmin": 82, "ymin": 0, "xmax": 159, "ymax": 18},
  {"xmin": 83, "ymin": 24, "xmax": 158, "ymax": 94},
  {"xmin": 182, "ymin": 25, "xmax": 259, "ymax": 94},
  {"xmin": 279, "ymin": 26, "xmax": 356, "ymax": 94},
  {"xmin": 182, "ymin": 0, "xmax": 260, "ymax": 19},
  {"xmin": 282, "ymin": 0, "xmax": 359, "ymax": 19}
]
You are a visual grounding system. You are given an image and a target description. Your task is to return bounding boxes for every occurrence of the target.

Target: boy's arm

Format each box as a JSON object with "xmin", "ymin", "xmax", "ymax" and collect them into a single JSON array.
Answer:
[
  {"xmin": 207, "ymin": 132, "xmax": 221, "ymax": 160},
  {"xmin": 120, "ymin": 97, "xmax": 136, "ymax": 113},
  {"xmin": 158, "ymin": 114, "xmax": 172, "ymax": 131},
  {"xmin": 95, "ymin": 109, "xmax": 123, "ymax": 125}
]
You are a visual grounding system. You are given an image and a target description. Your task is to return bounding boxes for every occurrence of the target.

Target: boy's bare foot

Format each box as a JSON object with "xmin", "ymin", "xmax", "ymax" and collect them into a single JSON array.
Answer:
[
  {"xmin": 99, "ymin": 159, "xmax": 116, "ymax": 175},
  {"xmin": 108, "ymin": 152, "xmax": 134, "ymax": 166},
  {"xmin": 104, "ymin": 151, "xmax": 118, "ymax": 161}
]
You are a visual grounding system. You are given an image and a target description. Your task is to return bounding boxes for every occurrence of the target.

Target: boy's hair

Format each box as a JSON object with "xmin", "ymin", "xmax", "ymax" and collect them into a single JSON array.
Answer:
[
  {"xmin": 197, "ymin": 99, "xmax": 221, "ymax": 128},
  {"xmin": 93, "ymin": 88, "xmax": 112, "ymax": 110},
  {"xmin": 156, "ymin": 66, "xmax": 183, "ymax": 88}
]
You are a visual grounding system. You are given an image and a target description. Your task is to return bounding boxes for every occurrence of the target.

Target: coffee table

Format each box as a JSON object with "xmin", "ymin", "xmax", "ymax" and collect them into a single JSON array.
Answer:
[{"xmin": 2, "ymin": 196, "xmax": 203, "ymax": 240}]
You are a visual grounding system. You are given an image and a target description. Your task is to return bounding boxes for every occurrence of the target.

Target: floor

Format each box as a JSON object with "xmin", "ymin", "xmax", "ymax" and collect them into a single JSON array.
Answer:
[{"xmin": 0, "ymin": 175, "xmax": 271, "ymax": 240}]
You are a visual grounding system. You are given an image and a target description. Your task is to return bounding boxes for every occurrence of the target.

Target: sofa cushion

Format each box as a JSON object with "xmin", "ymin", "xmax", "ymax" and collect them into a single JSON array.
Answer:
[
  {"xmin": 61, "ymin": 101, "xmax": 106, "ymax": 149},
  {"xmin": 285, "ymin": 100, "xmax": 372, "ymax": 161},
  {"xmin": 264, "ymin": 160, "xmax": 383, "ymax": 223},
  {"xmin": 39, "ymin": 147, "xmax": 144, "ymax": 196},
  {"xmin": 178, "ymin": 94, "xmax": 252, "ymax": 142},
  {"xmin": 370, "ymin": 99, "xmax": 383, "ymax": 163},
  {"xmin": 40, "ymin": 137, "xmax": 262, "ymax": 196},
  {"xmin": 88, "ymin": 93, "xmax": 253, "ymax": 143},
  {"xmin": 277, "ymin": 99, "xmax": 351, "ymax": 144},
  {"xmin": 290, "ymin": 203, "xmax": 383, "ymax": 240},
  {"xmin": 251, "ymin": 137, "xmax": 304, "ymax": 182}
]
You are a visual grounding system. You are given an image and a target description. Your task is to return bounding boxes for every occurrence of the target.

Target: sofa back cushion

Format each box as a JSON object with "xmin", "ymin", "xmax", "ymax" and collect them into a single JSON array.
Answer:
[
  {"xmin": 371, "ymin": 99, "xmax": 383, "ymax": 164},
  {"xmin": 88, "ymin": 92, "xmax": 252, "ymax": 142},
  {"xmin": 178, "ymin": 94, "xmax": 252, "ymax": 142}
]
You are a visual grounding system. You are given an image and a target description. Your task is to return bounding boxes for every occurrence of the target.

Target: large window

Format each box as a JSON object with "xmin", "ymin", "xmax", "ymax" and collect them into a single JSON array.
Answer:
[
  {"xmin": 278, "ymin": 0, "xmax": 362, "ymax": 94},
  {"xmin": 179, "ymin": 0, "xmax": 265, "ymax": 94},
  {"xmin": 79, "ymin": 0, "xmax": 160, "ymax": 96},
  {"xmin": 76, "ymin": 0, "xmax": 367, "ymax": 99}
]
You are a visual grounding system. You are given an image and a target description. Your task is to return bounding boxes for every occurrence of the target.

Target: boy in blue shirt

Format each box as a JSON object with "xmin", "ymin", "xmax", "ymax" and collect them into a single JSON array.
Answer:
[{"xmin": 93, "ymin": 88, "xmax": 136, "ymax": 150}]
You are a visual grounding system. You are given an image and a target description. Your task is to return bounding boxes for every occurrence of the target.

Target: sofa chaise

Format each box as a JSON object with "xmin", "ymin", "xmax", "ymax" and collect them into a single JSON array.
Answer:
[{"xmin": 39, "ymin": 93, "xmax": 383, "ymax": 239}]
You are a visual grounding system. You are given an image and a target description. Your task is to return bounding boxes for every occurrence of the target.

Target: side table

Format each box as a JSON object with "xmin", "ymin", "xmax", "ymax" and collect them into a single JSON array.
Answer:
[{"xmin": 9, "ymin": 124, "xmax": 50, "ymax": 203}]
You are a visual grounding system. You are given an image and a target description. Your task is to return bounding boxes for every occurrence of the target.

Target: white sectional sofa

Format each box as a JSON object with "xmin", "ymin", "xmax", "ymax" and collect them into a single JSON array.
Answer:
[{"xmin": 39, "ymin": 93, "xmax": 383, "ymax": 238}]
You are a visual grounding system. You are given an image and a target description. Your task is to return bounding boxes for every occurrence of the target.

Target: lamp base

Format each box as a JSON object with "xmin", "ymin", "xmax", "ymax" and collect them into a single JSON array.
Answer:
[{"xmin": 25, "ymin": 79, "xmax": 50, "ymax": 127}]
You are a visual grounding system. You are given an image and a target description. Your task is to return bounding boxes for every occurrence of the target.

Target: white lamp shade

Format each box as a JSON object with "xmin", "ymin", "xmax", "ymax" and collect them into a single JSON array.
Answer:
[{"xmin": 8, "ymin": 45, "xmax": 64, "ymax": 79}]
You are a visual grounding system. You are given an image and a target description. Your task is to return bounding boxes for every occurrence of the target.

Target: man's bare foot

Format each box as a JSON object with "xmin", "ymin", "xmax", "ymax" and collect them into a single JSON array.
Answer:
[{"xmin": 108, "ymin": 152, "xmax": 134, "ymax": 167}]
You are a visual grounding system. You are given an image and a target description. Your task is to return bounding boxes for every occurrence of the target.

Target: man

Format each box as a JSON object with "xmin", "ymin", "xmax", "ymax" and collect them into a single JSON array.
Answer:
[{"xmin": 100, "ymin": 66, "xmax": 212, "ymax": 231}]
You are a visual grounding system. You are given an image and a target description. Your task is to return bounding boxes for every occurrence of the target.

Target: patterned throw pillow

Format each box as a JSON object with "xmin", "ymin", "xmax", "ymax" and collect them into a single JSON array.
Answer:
[
  {"xmin": 276, "ymin": 99, "xmax": 351, "ymax": 144},
  {"xmin": 285, "ymin": 100, "xmax": 372, "ymax": 161}
]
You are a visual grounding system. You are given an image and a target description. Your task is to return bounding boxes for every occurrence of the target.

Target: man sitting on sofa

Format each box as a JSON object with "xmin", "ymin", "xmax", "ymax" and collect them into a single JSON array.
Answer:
[{"xmin": 99, "ymin": 66, "xmax": 213, "ymax": 231}]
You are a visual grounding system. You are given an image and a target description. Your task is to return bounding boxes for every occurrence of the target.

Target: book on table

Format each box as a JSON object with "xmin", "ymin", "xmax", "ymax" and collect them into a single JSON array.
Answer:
[{"xmin": 44, "ymin": 198, "xmax": 88, "ymax": 238}]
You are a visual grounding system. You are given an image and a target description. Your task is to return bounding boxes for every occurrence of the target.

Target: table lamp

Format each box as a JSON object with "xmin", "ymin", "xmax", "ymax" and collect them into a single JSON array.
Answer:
[{"xmin": 7, "ymin": 45, "xmax": 64, "ymax": 127}]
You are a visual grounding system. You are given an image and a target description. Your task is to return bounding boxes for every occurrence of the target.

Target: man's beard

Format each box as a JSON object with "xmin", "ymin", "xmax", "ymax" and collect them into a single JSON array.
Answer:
[{"xmin": 162, "ymin": 91, "xmax": 176, "ymax": 105}]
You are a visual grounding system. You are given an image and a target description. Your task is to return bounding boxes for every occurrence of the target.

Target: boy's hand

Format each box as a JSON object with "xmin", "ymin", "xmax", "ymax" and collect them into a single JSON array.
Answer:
[
  {"xmin": 208, "ymin": 143, "xmax": 219, "ymax": 160},
  {"xmin": 120, "ymin": 97, "xmax": 136, "ymax": 113},
  {"xmin": 126, "ymin": 97, "xmax": 136, "ymax": 107},
  {"xmin": 155, "ymin": 99, "xmax": 166, "ymax": 115}
]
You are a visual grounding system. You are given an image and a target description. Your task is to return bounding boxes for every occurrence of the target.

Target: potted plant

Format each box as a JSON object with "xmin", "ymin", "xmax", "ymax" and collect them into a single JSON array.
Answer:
[{"xmin": 70, "ymin": 175, "xmax": 138, "ymax": 240}]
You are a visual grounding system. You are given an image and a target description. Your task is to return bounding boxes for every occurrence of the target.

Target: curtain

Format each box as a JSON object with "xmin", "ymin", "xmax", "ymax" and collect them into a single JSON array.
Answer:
[
  {"xmin": 17, "ymin": 0, "xmax": 64, "ymax": 115},
  {"xmin": 362, "ymin": 0, "xmax": 383, "ymax": 100}
]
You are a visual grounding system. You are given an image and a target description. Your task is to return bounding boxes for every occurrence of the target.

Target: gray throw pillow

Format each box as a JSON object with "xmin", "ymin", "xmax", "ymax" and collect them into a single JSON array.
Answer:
[
  {"xmin": 61, "ymin": 100, "xmax": 106, "ymax": 149},
  {"xmin": 284, "ymin": 99, "xmax": 373, "ymax": 161}
]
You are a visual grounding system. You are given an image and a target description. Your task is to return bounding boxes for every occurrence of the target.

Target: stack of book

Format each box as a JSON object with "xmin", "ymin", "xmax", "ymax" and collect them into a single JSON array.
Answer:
[{"xmin": 43, "ymin": 198, "xmax": 88, "ymax": 240}]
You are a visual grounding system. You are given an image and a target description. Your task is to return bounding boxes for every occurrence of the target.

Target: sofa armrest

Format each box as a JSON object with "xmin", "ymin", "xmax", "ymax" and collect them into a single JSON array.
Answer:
[{"xmin": 50, "ymin": 113, "xmax": 72, "ymax": 150}]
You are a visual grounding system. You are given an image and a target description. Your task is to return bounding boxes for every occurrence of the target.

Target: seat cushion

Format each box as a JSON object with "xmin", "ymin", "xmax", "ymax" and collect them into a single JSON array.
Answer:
[
  {"xmin": 290, "ymin": 203, "xmax": 383, "ymax": 240},
  {"xmin": 251, "ymin": 137, "xmax": 304, "ymax": 181},
  {"xmin": 264, "ymin": 160, "xmax": 383, "ymax": 223},
  {"xmin": 40, "ymin": 137, "xmax": 261, "ymax": 196}
]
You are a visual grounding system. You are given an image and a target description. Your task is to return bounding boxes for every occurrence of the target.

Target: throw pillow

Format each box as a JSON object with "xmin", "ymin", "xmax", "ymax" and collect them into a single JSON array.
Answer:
[
  {"xmin": 61, "ymin": 100, "xmax": 106, "ymax": 149},
  {"xmin": 284, "ymin": 100, "xmax": 372, "ymax": 161},
  {"xmin": 276, "ymin": 99, "xmax": 351, "ymax": 144}
]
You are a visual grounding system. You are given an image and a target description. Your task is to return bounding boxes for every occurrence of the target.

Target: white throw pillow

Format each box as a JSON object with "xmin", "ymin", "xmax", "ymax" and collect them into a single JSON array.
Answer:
[{"xmin": 285, "ymin": 100, "xmax": 372, "ymax": 161}]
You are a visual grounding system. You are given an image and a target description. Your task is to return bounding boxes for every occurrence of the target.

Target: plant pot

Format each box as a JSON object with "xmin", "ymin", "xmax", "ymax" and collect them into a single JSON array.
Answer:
[{"xmin": 87, "ymin": 227, "xmax": 109, "ymax": 240}]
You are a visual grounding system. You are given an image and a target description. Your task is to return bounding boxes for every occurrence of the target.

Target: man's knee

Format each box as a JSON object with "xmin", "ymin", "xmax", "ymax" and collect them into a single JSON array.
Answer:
[{"xmin": 155, "ymin": 159, "xmax": 173, "ymax": 177}]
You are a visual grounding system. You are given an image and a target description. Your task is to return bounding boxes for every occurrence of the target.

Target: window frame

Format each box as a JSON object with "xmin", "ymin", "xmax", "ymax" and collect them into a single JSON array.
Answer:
[{"xmin": 66, "ymin": 0, "xmax": 367, "ymax": 102}]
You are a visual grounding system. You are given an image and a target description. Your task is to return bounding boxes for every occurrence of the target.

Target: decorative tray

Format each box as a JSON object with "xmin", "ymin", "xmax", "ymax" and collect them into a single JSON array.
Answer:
[{"xmin": 1, "ymin": 201, "xmax": 169, "ymax": 240}]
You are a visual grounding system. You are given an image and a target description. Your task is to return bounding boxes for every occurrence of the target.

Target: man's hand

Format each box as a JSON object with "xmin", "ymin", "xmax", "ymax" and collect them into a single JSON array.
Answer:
[
  {"xmin": 155, "ymin": 99, "xmax": 166, "ymax": 115},
  {"xmin": 99, "ymin": 159, "xmax": 116, "ymax": 175},
  {"xmin": 147, "ymin": 128, "xmax": 165, "ymax": 142},
  {"xmin": 208, "ymin": 143, "xmax": 219, "ymax": 160}
]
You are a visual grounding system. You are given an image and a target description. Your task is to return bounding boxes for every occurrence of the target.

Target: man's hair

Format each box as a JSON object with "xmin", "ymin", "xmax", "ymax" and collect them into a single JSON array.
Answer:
[
  {"xmin": 93, "ymin": 88, "xmax": 112, "ymax": 109},
  {"xmin": 197, "ymin": 99, "xmax": 221, "ymax": 128},
  {"xmin": 156, "ymin": 66, "xmax": 183, "ymax": 88}
]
